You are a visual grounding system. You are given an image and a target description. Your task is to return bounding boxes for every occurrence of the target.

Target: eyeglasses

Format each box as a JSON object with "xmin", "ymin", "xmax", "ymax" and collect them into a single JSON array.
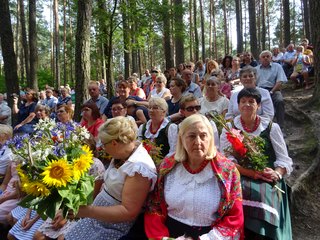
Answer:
[
  {"xmin": 186, "ymin": 65, "xmax": 192, "ymax": 68},
  {"xmin": 111, "ymin": 107, "xmax": 124, "ymax": 112},
  {"xmin": 183, "ymin": 105, "xmax": 201, "ymax": 112},
  {"xmin": 149, "ymin": 106, "xmax": 162, "ymax": 111},
  {"xmin": 156, "ymin": 81, "xmax": 163, "ymax": 84}
]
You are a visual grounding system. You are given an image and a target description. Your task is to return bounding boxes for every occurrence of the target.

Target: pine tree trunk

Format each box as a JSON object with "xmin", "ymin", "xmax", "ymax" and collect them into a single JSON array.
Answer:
[
  {"xmin": 74, "ymin": 0, "xmax": 92, "ymax": 121},
  {"xmin": 0, "ymin": 0, "xmax": 20, "ymax": 109},
  {"xmin": 174, "ymin": 0, "xmax": 184, "ymax": 65},
  {"xmin": 63, "ymin": 0, "xmax": 67, "ymax": 86},
  {"xmin": 223, "ymin": 0, "xmax": 228, "ymax": 55},
  {"xmin": 54, "ymin": 0, "xmax": 60, "ymax": 87},
  {"xmin": 248, "ymin": 0, "xmax": 259, "ymax": 60},
  {"xmin": 68, "ymin": 0, "xmax": 74, "ymax": 86},
  {"xmin": 302, "ymin": 0, "xmax": 311, "ymax": 41},
  {"xmin": 199, "ymin": 0, "xmax": 205, "ymax": 61},
  {"xmin": 209, "ymin": 0, "xmax": 212, "ymax": 58},
  {"xmin": 266, "ymin": 0, "xmax": 271, "ymax": 50},
  {"xmin": 193, "ymin": 0, "xmax": 199, "ymax": 62},
  {"xmin": 282, "ymin": 0, "xmax": 290, "ymax": 47},
  {"xmin": 121, "ymin": 0, "xmax": 130, "ymax": 79},
  {"xmin": 163, "ymin": 0, "xmax": 173, "ymax": 69},
  {"xmin": 189, "ymin": 0, "xmax": 193, "ymax": 61},
  {"xmin": 29, "ymin": 0, "xmax": 38, "ymax": 90},
  {"xmin": 261, "ymin": 0, "xmax": 266, "ymax": 50},
  {"xmin": 18, "ymin": 0, "xmax": 30, "ymax": 85},
  {"xmin": 213, "ymin": 2, "xmax": 217, "ymax": 59},
  {"xmin": 235, "ymin": 0, "xmax": 243, "ymax": 54},
  {"xmin": 257, "ymin": 0, "xmax": 261, "ymax": 52}
]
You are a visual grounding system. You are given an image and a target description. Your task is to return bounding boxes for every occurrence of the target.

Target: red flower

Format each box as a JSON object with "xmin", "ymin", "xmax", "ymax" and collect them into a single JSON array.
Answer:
[
  {"xmin": 143, "ymin": 142, "xmax": 153, "ymax": 154},
  {"xmin": 226, "ymin": 132, "xmax": 247, "ymax": 157}
]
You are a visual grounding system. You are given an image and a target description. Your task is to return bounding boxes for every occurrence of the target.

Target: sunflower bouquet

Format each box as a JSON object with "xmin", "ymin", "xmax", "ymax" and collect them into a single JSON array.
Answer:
[{"xmin": 8, "ymin": 119, "xmax": 94, "ymax": 220}]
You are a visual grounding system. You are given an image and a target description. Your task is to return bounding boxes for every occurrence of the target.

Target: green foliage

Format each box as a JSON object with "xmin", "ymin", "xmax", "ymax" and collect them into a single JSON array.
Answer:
[{"xmin": 37, "ymin": 69, "xmax": 53, "ymax": 90}]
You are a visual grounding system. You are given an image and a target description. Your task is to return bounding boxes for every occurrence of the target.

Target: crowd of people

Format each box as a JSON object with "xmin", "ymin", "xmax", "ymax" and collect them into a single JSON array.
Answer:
[{"xmin": 0, "ymin": 43, "xmax": 304, "ymax": 239}]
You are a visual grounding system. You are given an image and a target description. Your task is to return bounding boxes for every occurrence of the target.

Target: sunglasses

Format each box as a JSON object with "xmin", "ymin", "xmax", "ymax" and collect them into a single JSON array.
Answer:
[
  {"xmin": 186, "ymin": 65, "xmax": 192, "ymax": 68},
  {"xmin": 184, "ymin": 105, "xmax": 201, "ymax": 112}
]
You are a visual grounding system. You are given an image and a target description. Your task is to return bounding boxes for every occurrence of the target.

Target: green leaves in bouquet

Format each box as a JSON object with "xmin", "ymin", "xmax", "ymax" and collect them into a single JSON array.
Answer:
[
  {"xmin": 58, "ymin": 174, "xmax": 94, "ymax": 218},
  {"xmin": 19, "ymin": 189, "xmax": 63, "ymax": 220},
  {"xmin": 19, "ymin": 174, "xmax": 94, "ymax": 220}
]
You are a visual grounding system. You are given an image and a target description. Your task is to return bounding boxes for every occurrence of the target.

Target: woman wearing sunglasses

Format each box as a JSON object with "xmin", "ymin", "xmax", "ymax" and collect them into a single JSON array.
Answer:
[
  {"xmin": 178, "ymin": 94, "xmax": 220, "ymax": 151},
  {"xmin": 199, "ymin": 76, "xmax": 229, "ymax": 116},
  {"xmin": 147, "ymin": 74, "xmax": 171, "ymax": 101}
]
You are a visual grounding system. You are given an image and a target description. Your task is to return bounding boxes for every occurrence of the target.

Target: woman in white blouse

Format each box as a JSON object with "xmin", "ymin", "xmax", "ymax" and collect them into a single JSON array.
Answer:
[
  {"xmin": 147, "ymin": 74, "xmax": 171, "ymax": 101},
  {"xmin": 145, "ymin": 114, "xmax": 244, "ymax": 239},
  {"xmin": 220, "ymin": 88, "xmax": 292, "ymax": 240},
  {"xmin": 63, "ymin": 117, "xmax": 157, "ymax": 240},
  {"xmin": 199, "ymin": 76, "xmax": 229, "ymax": 116},
  {"xmin": 138, "ymin": 97, "xmax": 177, "ymax": 160}
]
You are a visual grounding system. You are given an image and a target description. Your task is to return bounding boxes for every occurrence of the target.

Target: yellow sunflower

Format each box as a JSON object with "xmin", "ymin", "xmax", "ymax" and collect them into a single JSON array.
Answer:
[
  {"xmin": 41, "ymin": 159, "xmax": 73, "ymax": 187},
  {"xmin": 16, "ymin": 164, "xmax": 30, "ymax": 187},
  {"xmin": 25, "ymin": 181, "xmax": 51, "ymax": 197},
  {"xmin": 72, "ymin": 145, "xmax": 94, "ymax": 181}
]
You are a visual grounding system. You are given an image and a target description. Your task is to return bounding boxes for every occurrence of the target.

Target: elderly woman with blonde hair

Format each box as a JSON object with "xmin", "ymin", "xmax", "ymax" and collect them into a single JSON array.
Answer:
[
  {"xmin": 147, "ymin": 74, "xmax": 171, "ymax": 101},
  {"xmin": 63, "ymin": 116, "xmax": 157, "ymax": 240},
  {"xmin": 145, "ymin": 114, "xmax": 244, "ymax": 240},
  {"xmin": 138, "ymin": 97, "xmax": 177, "ymax": 159}
]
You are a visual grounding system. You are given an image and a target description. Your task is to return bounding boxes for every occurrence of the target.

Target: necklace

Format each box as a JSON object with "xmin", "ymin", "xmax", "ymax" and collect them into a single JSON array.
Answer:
[
  {"xmin": 183, "ymin": 160, "xmax": 209, "ymax": 174},
  {"xmin": 240, "ymin": 116, "xmax": 260, "ymax": 133},
  {"xmin": 149, "ymin": 119, "xmax": 164, "ymax": 134}
]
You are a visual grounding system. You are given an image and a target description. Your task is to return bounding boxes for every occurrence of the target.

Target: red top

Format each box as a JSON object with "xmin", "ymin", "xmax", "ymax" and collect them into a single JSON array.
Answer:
[
  {"xmin": 81, "ymin": 118, "xmax": 104, "ymax": 137},
  {"xmin": 144, "ymin": 153, "xmax": 244, "ymax": 240}
]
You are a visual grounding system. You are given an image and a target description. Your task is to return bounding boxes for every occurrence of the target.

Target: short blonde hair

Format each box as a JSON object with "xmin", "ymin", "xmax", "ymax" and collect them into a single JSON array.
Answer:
[
  {"xmin": 0, "ymin": 124, "xmax": 13, "ymax": 140},
  {"xmin": 149, "ymin": 97, "xmax": 168, "ymax": 113},
  {"xmin": 98, "ymin": 116, "xmax": 137, "ymax": 144},
  {"xmin": 175, "ymin": 114, "xmax": 216, "ymax": 162}
]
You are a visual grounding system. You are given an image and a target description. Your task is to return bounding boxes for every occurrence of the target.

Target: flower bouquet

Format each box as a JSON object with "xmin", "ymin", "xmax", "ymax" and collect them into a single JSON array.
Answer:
[
  {"xmin": 8, "ymin": 119, "xmax": 94, "ymax": 220},
  {"xmin": 142, "ymin": 139, "xmax": 163, "ymax": 166},
  {"xmin": 207, "ymin": 112, "xmax": 268, "ymax": 171}
]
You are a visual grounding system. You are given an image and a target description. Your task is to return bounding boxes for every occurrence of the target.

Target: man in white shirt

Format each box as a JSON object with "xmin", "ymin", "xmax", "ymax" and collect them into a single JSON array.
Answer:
[{"xmin": 255, "ymin": 50, "xmax": 287, "ymax": 129}]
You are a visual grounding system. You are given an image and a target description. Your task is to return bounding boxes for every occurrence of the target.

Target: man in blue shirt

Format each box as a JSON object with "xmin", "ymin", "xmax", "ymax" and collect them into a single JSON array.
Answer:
[
  {"xmin": 85, "ymin": 81, "xmax": 109, "ymax": 115},
  {"xmin": 256, "ymin": 50, "xmax": 287, "ymax": 129},
  {"xmin": 282, "ymin": 43, "xmax": 296, "ymax": 78},
  {"xmin": 181, "ymin": 69, "xmax": 202, "ymax": 98}
]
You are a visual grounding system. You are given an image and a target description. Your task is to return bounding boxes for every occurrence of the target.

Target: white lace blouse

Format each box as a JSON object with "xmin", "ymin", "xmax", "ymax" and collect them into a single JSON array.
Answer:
[
  {"xmin": 138, "ymin": 118, "xmax": 178, "ymax": 158},
  {"xmin": 220, "ymin": 116, "xmax": 293, "ymax": 176},
  {"xmin": 103, "ymin": 143, "xmax": 157, "ymax": 201},
  {"xmin": 164, "ymin": 163, "xmax": 221, "ymax": 227}
]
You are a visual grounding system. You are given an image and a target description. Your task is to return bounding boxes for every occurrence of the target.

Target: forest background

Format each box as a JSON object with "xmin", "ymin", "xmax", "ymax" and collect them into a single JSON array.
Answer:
[{"xmin": 1, "ymin": 0, "xmax": 320, "ymax": 238}]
